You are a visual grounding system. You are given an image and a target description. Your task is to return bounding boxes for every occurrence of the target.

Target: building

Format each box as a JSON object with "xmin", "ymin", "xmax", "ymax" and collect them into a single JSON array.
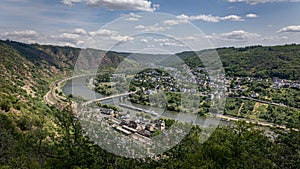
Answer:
[
  {"xmin": 251, "ymin": 93, "xmax": 259, "ymax": 98},
  {"xmin": 128, "ymin": 120, "xmax": 138, "ymax": 129},
  {"xmin": 137, "ymin": 129, "xmax": 151, "ymax": 137},
  {"xmin": 115, "ymin": 126, "xmax": 131, "ymax": 135},
  {"xmin": 100, "ymin": 108, "xmax": 114, "ymax": 115},
  {"xmin": 145, "ymin": 123, "xmax": 155, "ymax": 132}
]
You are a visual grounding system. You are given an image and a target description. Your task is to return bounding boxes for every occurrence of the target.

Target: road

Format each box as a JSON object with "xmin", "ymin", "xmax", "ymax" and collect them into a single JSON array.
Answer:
[
  {"xmin": 237, "ymin": 96, "xmax": 300, "ymax": 111},
  {"xmin": 216, "ymin": 114, "xmax": 299, "ymax": 132},
  {"xmin": 44, "ymin": 80, "xmax": 60, "ymax": 105},
  {"xmin": 44, "ymin": 73, "xmax": 96, "ymax": 106},
  {"xmin": 44, "ymin": 73, "xmax": 137, "ymax": 108},
  {"xmin": 225, "ymin": 96, "xmax": 299, "ymax": 131}
]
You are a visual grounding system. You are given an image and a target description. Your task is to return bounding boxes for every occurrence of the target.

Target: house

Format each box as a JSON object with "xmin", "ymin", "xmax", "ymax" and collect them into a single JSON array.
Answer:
[
  {"xmin": 180, "ymin": 88, "xmax": 187, "ymax": 92},
  {"xmin": 100, "ymin": 108, "xmax": 114, "ymax": 115},
  {"xmin": 122, "ymin": 125, "xmax": 137, "ymax": 133},
  {"xmin": 234, "ymin": 85, "xmax": 241, "ymax": 89},
  {"xmin": 207, "ymin": 94, "xmax": 214, "ymax": 100},
  {"xmin": 145, "ymin": 123, "xmax": 155, "ymax": 132},
  {"xmin": 115, "ymin": 126, "xmax": 131, "ymax": 135},
  {"xmin": 154, "ymin": 119, "xmax": 166, "ymax": 131},
  {"xmin": 120, "ymin": 119, "xmax": 138, "ymax": 129},
  {"xmin": 251, "ymin": 93, "xmax": 259, "ymax": 98},
  {"xmin": 120, "ymin": 119, "xmax": 129, "ymax": 126},
  {"xmin": 155, "ymin": 120, "xmax": 165, "ymax": 131},
  {"xmin": 156, "ymin": 85, "xmax": 162, "ymax": 90},
  {"xmin": 144, "ymin": 89, "xmax": 153, "ymax": 95},
  {"xmin": 128, "ymin": 120, "xmax": 138, "ymax": 129},
  {"xmin": 215, "ymin": 93, "xmax": 221, "ymax": 100},
  {"xmin": 137, "ymin": 129, "xmax": 151, "ymax": 137},
  {"xmin": 111, "ymin": 73, "xmax": 125, "ymax": 81},
  {"xmin": 190, "ymin": 89, "xmax": 197, "ymax": 93},
  {"xmin": 291, "ymin": 83, "xmax": 300, "ymax": 89}
]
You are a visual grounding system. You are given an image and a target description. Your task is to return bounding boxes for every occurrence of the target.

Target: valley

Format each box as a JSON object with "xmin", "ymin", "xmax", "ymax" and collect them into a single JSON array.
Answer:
[{"xmin": 0, "ymin": 40, "xmax": 299, "ymax": 168}]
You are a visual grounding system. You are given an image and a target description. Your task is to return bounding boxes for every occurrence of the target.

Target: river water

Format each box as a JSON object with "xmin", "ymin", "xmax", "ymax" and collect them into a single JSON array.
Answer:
[{"xmin": 63, "ymin": 76, "xmax": 226, "ymax": 127}]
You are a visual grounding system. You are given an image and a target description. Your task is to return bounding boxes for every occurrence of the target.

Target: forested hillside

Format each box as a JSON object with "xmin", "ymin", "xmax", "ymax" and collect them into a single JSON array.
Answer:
[
  {"xmin": 181, "ymin": 44, "xmax": 300, "ymax": 80},
  {"xmin": 0, "ymin": 40, "xmax": 299, "ymax": 168}
]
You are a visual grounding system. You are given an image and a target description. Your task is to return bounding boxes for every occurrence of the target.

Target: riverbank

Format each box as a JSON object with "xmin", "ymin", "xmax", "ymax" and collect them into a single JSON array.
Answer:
[{"xmin": 45, "ymin": 75, "xmax": 299, "ymax": 132}]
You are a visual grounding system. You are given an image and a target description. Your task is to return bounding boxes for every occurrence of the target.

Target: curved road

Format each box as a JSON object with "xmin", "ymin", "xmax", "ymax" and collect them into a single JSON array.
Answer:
[{"xmin": 44, "ymin": 74, "xmax": 96, "ymax": 106}]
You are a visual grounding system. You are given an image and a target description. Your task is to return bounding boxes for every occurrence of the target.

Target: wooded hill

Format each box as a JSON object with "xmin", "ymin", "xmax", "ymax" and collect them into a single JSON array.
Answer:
[
  {"xmin": 180, "ymin": 44, "xmax": 300, "ymax": 80},
  {"xmin": 0, "ymin": 40, "xmax": 299, "ymax": 168}
]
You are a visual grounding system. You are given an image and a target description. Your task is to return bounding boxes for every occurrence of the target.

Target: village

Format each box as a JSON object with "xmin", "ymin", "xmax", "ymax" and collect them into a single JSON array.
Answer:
[
  {"xmin": 127, "ymin": 66, "xmax": 300, "ymax": 101},
  {"xmin": 89, "ymin": 105, "xmax": 166, "ymax": 139},
  {"xmin": 83, "ymin": 66, "xmax": 300, "ymax": 139}
]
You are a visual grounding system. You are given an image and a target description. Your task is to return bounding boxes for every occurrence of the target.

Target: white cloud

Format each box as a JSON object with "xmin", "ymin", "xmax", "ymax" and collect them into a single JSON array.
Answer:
[
  {"xmin": 207, "ymin": 30, "xmax": 260, "ymax": 41},
  {"xmin": 73, "ymin": 28, "xmax": 88, "ymax": 35},
  {"xmin": 153, "ymin": 38, "xmax": 170, "ymax": 43},
  {"xmin": 89, "ymin": 29, "xmax": 117, "ymax": 36},
  {"xmin": 246, "ymin": 13, "xmax": 258, "ymax": 18},
  {"xmin": 220, "ymin": 15, "xmax": 244, "ymax": 21},
  {"xmin": 227, "ymin": 0, "xmax": 300, "ymax": 5},
  {"xmin": 138, "ymin": 38, "xmax": 185, "ymax": 48},
  {"xmin": 261, "ymin": 36, "xmax": 289, "ymax": 41},
  {"xmin": 2, "ymin": 30, "xmax": 40, "ymax": 44},
  {"xmin": 48, "ymin": 28, "xmax": 88, "ymax": 46},
  {"xmin": 46, "ymin": 28, "xmax": 132, "ymax": 47},
  {"xmin": 164, "ymin": 14, "xmax": 243, "ymax": 26},
  {"xmin": 110, "ymin": 35, "xmax": 133, "ymax": 42},
  {"xmin": 158, "ymin": 42, "xmax": 184, "ymax": 47},
  {"xmin": 125, "ymin": 17, "xmax": 139, "ymax": 21},
  {"xmin": 86, "ymin": 0, "xmax": 158, "ymax": 11},
  {"xmin": 180, "ymin": 35, "xmax": 200, "ymax": 41},
  {"xmin": 176, "ymin": 14, "xmax": 189, "ymax": 20},
  {"xmin": 62, "ymin": 0, "xmax": 82, "ymax": 6},
  {"xmin": 62, "ymin": 0, "xmax": 158, "ymax": 11},
  {"xmin": 278, "ymin": 25, "xmax": 300, "ymax": 33},
  {"xmin": 124, "ymin": 12, "xmax": 141, "ymax": 21},
  {"xmin": 153, "ymin": 4, "xmax": 160, "ymax": 10},
  {"xmin": 135, "ymin": 24, "xmax": 170, "ymax": 32},
  {"xmin": 140, "ymin": 38, "xmax": 148, "ymax": 43},
  {"xmin": 163, "ymin": 19, "xmax": 188, "ymax": 26},
  {"xmin": 3, "ymin": 30, "xmax": 39, "ymax": 39},
  {"xmin": 187, "ymin": 14, "xmax": 220, "ymax": 22},
  {"xmin": 89, "ymin": 29, "xmax": 133, "ymax": 42},
  {"xmin": 186, "ymin": 14, "xmax": 244, "ymax": 22},
  {"xmin": 50, "ymin": 33, "xmax": 81, "ymax": 45}
]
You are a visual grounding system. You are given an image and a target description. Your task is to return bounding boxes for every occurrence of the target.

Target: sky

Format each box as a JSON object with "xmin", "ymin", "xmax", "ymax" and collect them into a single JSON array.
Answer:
[{"xmin": 0, "ymin": 0, "xmax": 300, "ymax": 53}]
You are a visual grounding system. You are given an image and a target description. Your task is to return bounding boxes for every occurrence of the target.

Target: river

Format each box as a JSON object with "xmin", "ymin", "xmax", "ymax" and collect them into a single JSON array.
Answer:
[{"xmin": 62, "ymin": 76, "xmax": 228, "ymax": 127}]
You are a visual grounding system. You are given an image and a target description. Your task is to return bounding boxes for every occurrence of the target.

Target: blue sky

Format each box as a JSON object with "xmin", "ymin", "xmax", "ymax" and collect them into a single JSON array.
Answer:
[{"xmin": 0, "ymin": 0, "xmax": 299, "ymax": 53}]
